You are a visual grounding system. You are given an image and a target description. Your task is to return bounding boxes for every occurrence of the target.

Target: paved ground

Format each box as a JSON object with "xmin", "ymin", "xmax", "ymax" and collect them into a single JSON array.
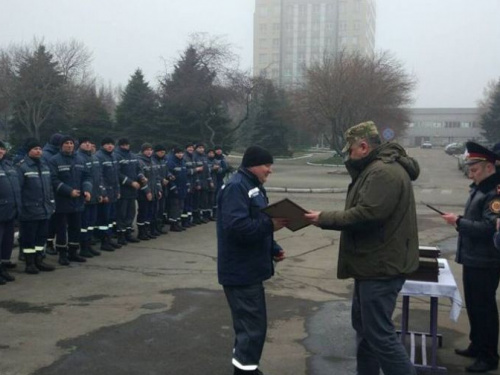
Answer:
[{"xmin": 1, "ymin": 147, "xmax": 498, "ymax": 375}]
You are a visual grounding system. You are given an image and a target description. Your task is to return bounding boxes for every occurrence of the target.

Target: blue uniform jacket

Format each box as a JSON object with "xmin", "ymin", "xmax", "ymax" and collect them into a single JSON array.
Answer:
[
  {"xmin": 137, "ymin": 154, "xmax": 162, "ymax": 201},
  {"xmin": 167, "ymin": 155, "xmax": 188, "ymax": 199},
  {"xmin": 49, "ymin": 151, "xmax": 92, "ymax": 213},
  {"xmin": 114, "ymin": 147, "xmax": 144, "ymax": 199},
  {"xmin": 41, "ymin": 143, "xmax": 60, "ymax": 164},
  {"xmin": 16, "ymin": 155, "xmax": 54, "ymax": 221},
  {"xmin": 217, "ymin": 167, "xmax": 282, "ymax": 286},
  {"xmin": 183, "ymin": 151, "xmax": 196, "ymax": 191},
  {"xmin": 0, "ymin": 158, "xmax": 21, "ymax": 222},
  {"xmin": 194, "ymin": 151, "xmax": 211, "ymax": 190},
  {"xmin": 77, "ymin": 149, "xmax": 105, "ymax": 205},
  {"xmin": 95, "ymin": 148, "xmax": 120, "ymax": 203}
]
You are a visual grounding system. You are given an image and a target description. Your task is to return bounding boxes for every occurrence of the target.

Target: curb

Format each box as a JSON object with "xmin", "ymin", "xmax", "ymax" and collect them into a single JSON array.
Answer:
[{"xmin": 266, "ymin": 187, "xmax": 348, "ymax": 194}]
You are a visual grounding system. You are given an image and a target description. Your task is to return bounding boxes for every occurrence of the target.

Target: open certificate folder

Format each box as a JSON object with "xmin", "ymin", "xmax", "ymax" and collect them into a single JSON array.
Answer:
[{"xmin": 261, "ymin": 198, "xmax": 310, "ymax": 232}]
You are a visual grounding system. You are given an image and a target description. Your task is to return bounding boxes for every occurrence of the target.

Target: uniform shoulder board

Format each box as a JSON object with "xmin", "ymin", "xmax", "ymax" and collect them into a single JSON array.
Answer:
[{"xmin": 490, "ymin": 198, "xmax": 500, "ymax": 214}]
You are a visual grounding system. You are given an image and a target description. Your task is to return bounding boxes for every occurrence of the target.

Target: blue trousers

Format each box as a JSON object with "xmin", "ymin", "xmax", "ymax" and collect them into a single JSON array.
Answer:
[
  {"xmin": 224, "ymin": 283, "xmax": 267, "ymax": 371},
  {"xmin": 0, "ymin": 220, "xmax": 15, "ymax": 262},
  {"xmin": 463, "ymin": 266, "xmax": 500, "ymax": 364},
  {"xmin": 81, "ymin": 204, "xmax": 98, "ymax": 242},
  {"xmin": 352, "ymin": 277, "xmax": 416, "ymax": 375}
]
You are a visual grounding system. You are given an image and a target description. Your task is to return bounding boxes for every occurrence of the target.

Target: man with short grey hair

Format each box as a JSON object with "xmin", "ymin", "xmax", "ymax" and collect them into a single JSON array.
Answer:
[{"xmin": 305, "ymin": 121, "xmax": 419, "ymax": 375}]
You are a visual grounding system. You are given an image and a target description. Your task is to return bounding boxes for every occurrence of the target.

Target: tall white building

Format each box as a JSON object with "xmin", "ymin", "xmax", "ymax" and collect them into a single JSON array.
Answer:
[{"xmin": 253, "ymin": 0, "xmax": 376, "ymax": 86}]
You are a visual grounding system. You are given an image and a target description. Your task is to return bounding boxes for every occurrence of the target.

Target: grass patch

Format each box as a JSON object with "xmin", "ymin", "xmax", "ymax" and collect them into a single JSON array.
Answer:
[{"xmin": 310, "ymin": 155, "xmax": 344, "ymax": 165}]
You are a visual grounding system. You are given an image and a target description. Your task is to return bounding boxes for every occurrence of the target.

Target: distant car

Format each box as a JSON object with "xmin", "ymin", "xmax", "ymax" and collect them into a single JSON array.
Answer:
[
  {"xmin": 457, "ymin": 150, "xmax": 470, "ymax": 177},
  {"xmin": 444, "ymin": 142, "xmax": 465, "ymax": 155},
  {"xmin": 420, "ymin": 142, "xmax": 433, "ymax": 149}
]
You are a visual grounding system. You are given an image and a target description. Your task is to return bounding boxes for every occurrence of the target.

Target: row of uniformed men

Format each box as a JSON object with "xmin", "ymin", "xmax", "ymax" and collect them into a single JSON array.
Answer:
[{"xmin": 0, "ymin": 134, "xmax": 228, "ymax": 284}]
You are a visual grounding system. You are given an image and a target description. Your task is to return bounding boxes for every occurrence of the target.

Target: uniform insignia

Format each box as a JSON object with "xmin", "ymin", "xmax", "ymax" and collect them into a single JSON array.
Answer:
[{"xmin": 490, "ymin": 199, "xmax": 500, "ymax": 214}]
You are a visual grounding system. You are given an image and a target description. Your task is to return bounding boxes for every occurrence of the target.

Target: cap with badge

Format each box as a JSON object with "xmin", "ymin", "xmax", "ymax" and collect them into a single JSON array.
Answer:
[
  {"xmin": 465, "ymin": 141, "xmax": 499, "ymax": 165},
  {"xmin": 342, "ymin": 121, "xmax": 381, "ymax": 153}
]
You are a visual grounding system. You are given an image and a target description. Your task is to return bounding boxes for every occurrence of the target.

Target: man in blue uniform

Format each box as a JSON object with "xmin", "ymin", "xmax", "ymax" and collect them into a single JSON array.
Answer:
[
  {"xmin": 442, "ymin": 142, "xmax": 500, "ymax": 373},
  {"xmin": 16, "ymin": 138, "xmax": 55, "ymax": 274},
  {"xmin": 217, "ymin": 145, "xmax": 287, "ymax": 375},
  {"xmin": 0, "ymin": 140, "xmax": 21, "ymax": 284},
  {"xmin": 49, "ymin": 135, "xmax": 92, "ymax": 265},
  {"xmin": 114, "ymin": 138, "xmax": 144, "ymax": 244}
]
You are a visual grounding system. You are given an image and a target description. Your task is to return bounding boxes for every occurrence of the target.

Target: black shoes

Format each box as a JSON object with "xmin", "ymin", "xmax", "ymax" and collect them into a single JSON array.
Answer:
[
  {"xmin": 466, "ymin": 359, "xmax": 498, "ymax": 373},
  {"xmin": 456, "ymin": 347, "xmax": 479, "ymax": 358}
]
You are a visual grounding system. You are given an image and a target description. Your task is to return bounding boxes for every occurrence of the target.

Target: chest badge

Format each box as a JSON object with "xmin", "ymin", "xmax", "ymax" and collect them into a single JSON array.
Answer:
[{"xmin": 490, "ymin": 199, "xmax": 500, "ymax": 214}]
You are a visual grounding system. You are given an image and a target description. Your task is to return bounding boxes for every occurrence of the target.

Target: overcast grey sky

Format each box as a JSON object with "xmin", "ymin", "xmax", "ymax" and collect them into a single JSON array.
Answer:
[{"xmin": 2, "ymin": 0, "xmax": 499, "ymax": 108}]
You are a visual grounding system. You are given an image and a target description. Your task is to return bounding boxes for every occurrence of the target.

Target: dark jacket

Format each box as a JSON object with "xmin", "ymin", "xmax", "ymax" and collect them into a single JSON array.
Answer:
[
  {"xmin": 183, "ymin": 151, "xmax": 196, "ymax": 191},
  {"xmin": 16, "ymin": 155, "xmax": 54, "ymax": 221},
  {"xmin": 456, "ymin": 173, "xmax": 500, "ymax": 268},
  {"xmin": 0, "ymin": 157, "xmax": 22, "ymax": 222},
  {"xmin": 318, "ymin": 142, "xmax": 420, "ymax": 280},
  {"xmin": 77, "ymin": 149, "xmax": 104, "ymax": 205},
  {"xmin": 194, "ymin": 151, "xmax": 211, "ymax": 190},
  {"xmin": 49, "ymin": 151, "xmax": 92, "ymax": 213},
  {"xmin": 95, "ymin": 148, "xmax": 120, "ymax": 203},
  {"xmin": 217, "ymin": 167, "xmax": 282, "ymax": 286},
  {"xmin": 42, "ymin": 143, "xmax": 60, "ymax": 164},
  {"xmin": 153, "ymin": 154, "xmax": 169, "ymax": 197},
  {"xmin": 214, "ymin": 154, "xmax": 228, "ymax": 184},
  {"xmin": 114, "ymin": 147, "xmax": 144, "ymax": 199},
  {"xmin": 137, "ymin": 153, "xmax": 162, "ymax": 201},
  {"xmin": 167, "ymin": 155, "xmax": 188, "ymax": 199}
]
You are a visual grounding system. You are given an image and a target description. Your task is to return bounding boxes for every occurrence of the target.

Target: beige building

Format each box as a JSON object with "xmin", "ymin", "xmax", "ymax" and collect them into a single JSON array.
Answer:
[{"xmin": 253, "ymin": 0, "xmax": 376, "ymax": 86}]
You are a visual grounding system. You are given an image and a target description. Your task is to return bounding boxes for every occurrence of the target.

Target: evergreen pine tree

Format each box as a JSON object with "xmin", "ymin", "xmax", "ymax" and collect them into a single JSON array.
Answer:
[
  {"xmin": 10, "ymin": 44, "xmax": 68, "ymax": 143},
  {"xmin": 115, "ymin": 69, "xmax": 158, "ymax": 147},
  {"xmin": 159, "ymin": 46, "xmax": 233, "ymax": 148},
  {"xmin": 248, "ymin": 79, "xmax": 291, "ymax": 156}
]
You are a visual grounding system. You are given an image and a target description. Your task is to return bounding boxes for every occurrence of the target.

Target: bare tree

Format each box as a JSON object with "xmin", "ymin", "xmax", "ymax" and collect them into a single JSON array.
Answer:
[{"xmin": 295, "ymin": 50, "xmax": 416, "ymax": 152}]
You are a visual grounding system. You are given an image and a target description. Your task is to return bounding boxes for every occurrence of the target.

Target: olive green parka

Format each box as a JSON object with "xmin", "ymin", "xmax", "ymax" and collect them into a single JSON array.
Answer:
[{"xmin": 318, "ymin": 142, "xmax": 420, "ymax": 280}]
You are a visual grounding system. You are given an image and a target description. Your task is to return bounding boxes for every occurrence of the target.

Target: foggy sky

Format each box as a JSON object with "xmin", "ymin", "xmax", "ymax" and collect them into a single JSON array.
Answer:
[{"xmin": 1, "ymin": 0, "xmax": 499, "ymax": 108}]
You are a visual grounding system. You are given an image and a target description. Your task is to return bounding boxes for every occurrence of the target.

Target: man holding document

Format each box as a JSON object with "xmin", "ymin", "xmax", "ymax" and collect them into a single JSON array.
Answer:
[
  {"xmin": 217, "ymin": 145, "xmax": 288, "ymax": 375},
  {"xmin": 304, "ymin": 121, "xmax": 420, "ymax": 375}
]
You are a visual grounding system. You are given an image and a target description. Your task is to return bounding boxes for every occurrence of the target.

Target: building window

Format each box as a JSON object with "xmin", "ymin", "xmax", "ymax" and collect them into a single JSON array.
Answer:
[
  {"xmin": 259, "ymin": 54, "xmax": 268, "ymax": 64},
  {"xmin": 259, "ymin": 23, "xmax": 267, "ymax": 32},
  {"xmin": 272, "ymin": 38, "xmax": 280, "ymax": 48},
  {"xmin": 273, "ymin": 23, "xmax": 280, "ymax": 31},
  {"xmin": 259, "ymin": 38, "xmax": 267, "ymax": 46}
]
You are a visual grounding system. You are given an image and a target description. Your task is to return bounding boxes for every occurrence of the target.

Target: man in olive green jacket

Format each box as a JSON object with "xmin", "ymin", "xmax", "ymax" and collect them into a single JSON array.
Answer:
[{"xmin": 305, "ymin": 121, "xmax": 419, "ymax": 375}]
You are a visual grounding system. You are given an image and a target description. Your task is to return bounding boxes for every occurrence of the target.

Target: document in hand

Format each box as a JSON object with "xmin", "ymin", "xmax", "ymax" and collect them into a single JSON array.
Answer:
[{"xmin": 261, "ymin": 198, "xmax": 310, "ymax": 232}]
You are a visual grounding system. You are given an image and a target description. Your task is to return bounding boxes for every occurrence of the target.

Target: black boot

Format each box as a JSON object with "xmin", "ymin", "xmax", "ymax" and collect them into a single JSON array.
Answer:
[
  {"xmin": 137, "ymin": 225, "xmax": 149, "ymax": 241},
  {"xmin": 35, "ymin": 252, "xmax": 55, "ymax": 272},
  {"xmin": 148, "ymin": 223, "xmax": 158, "ymax": 239},
  {"xmin": 45, "ymin": 239, "xmax": 58, "ymax": 255},
  {"xmin": 57, "ymin": 246, "xmax": 70, "ymax": 266},
  {"xmin": 117, "ymin": 232, "xmax": 128, "ymax": 245},
  {"xmin": 125, "ymin": 229, "xmax": 140, "ymax": 243},
  {"xmin": 109, "ymin": 237, "xmax": 122, "ymax": 249},
  {"xmin": 170, "ymin": 223, "xmax": 183, "ymax": 232},
  {"xmin": 176, "ymin": 220, "xmax": 186, "ymax": 231},
  {"xmin": 100, "ymin": 236, "xmax": 115, "ymax": 252},
  {"xmin": 68, "ymin": 245, "xmax": 87, "ymax": 263},
  {"xmin": 87, "ymin": 240, "xmax": 101, "ymax": 256},
  {"xmin": 192, "ymin": 211, "xmax": 203, "ymax": 225},
  {"xmin": 79, "ymin": 241, "xmax": 94, "ymax": 258},
  {"xmin": 156, "ymin": 220, "xmax": 167, "ymax": 235},
  {"xmin": 25, "ymin": 253, "xmax": 39, "ymax": 274},
  {"xmin": 0, "ymin": 263, "xmax": 15, "ymax": 281}
]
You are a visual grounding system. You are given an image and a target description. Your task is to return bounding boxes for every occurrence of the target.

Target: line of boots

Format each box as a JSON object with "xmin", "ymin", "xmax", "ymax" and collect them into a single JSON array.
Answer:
[
  {"xmin": 137, "ymin": 221, "xmax": 166, "ymax": 241},
  {"xmin": 117, "ymin": 229, "xmax": 141, "ymax": 246},
  {"xmin": 25, "ymin": 251, "xmax": 55, "ymax": 274},
  {"xmin": 57, "ymin": 244, "xmax": 87, "ymax": 266}
]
